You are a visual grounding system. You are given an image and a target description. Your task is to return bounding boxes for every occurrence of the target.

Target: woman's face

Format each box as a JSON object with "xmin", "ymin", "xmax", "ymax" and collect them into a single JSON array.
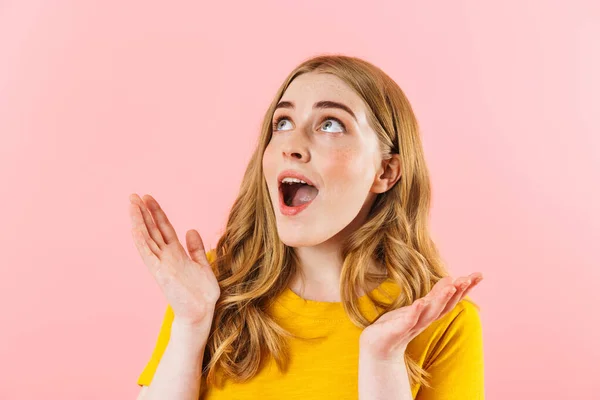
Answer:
[{"xmin": 262, "ymin": 72, "xmax": 386, "ymax": 248}]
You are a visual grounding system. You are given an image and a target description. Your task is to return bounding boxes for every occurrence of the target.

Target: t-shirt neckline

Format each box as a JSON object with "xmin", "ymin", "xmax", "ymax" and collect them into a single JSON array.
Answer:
[{"xmin": 274, "ymin": 277, "xmax": 399, "ymax": 318}]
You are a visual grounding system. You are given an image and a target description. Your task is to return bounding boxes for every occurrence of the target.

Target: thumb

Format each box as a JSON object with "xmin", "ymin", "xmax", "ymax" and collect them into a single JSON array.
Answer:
[{"xmin": 185, "ymin": 229, "xmax": 208, "ymax": 266}]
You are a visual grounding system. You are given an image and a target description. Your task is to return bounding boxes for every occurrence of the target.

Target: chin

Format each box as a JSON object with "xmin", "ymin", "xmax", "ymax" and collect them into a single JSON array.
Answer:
[
  {"xmin": 276, "ymin": 222, "xmax": 342, "ymax": 248},
  {"xmin": 277, "ymin": 232, "xmax": 324, "ymax": 248},
  {"xmin": 274, "ymin": 224, "xmax": 322, "ymax": 248}
]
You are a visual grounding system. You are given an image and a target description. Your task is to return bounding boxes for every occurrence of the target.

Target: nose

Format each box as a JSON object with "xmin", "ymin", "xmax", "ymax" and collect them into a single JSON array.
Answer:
[
  {"xmin": 281, "ymin": 132, "xmax": 310, "ymax": 162},
  {"xmin": 282, "ymin": 148, "xmax": 306, "ymax": 161}
]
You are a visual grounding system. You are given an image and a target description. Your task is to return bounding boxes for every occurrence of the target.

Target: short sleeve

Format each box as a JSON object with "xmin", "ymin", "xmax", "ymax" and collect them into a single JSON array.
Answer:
[
  {"xmin": 136, "ymin": 248, "xmax": 217, "ymax": 387},
  {"xmin": 415, "ymin": 298, "xmax": 485, "ymax": 400}
]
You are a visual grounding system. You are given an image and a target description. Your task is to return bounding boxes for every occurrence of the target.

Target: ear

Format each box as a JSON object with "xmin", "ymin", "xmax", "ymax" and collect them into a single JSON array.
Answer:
[{"xmin": 371, "ymin": 154, "xmax": 402, "ymax": 194}]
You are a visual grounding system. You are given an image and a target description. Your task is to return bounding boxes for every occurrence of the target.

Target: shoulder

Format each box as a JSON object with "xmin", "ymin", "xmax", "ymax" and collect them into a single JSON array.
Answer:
[
  {"xmin": 409, "ymin": 297, "xmax": 485, "ymax": 398},
  {"xmin": 442, "ymin": 296, "xmax": 482, "ymax": 333},
  {"xmin": 429, "ymin": 296, "xmax": 482, "ymax": 344},
  {"xmin": 407, "ymin": 296, "xmax": 483, "ymax": 367}
]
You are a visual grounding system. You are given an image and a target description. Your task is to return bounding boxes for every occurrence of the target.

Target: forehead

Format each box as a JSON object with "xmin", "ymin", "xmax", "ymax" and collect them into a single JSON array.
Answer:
[{"xmin": 281, "ymin": 72, "xmax": 366, "ymax": 115}]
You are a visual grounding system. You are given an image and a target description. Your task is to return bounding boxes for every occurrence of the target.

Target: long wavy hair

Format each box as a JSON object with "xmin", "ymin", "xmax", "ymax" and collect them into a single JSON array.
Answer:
[{"xmin": 199, "ymin": 53, "xmax": 473, "ymax": 392}]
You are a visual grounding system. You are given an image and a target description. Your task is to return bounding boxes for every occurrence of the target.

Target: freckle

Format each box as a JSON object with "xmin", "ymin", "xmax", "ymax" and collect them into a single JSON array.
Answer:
[{"xmin": 332, "ymin": 147, "xmax": 355, "ymax": 163}]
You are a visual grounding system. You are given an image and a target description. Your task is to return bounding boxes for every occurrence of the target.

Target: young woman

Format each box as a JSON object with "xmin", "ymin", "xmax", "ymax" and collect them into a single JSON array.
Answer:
[{"xmin": 129, "ymin": 54, "xmax": 484, "ymax": 400}]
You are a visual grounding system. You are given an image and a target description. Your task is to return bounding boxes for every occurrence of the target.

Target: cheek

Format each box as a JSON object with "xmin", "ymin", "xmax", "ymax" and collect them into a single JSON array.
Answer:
[
  {"xmin": 332, "ymin": 146, "xmax": 355, "ymax": 165},
  {"xmin": 262, "ymin": 145, "xmax": 276, "ymax": 174},
  {"xmin": 320, "ymin": 146, "xmax": 373, "ymax": 201},
  {"xmin": 324, "ymin": 146, "xmax": 365, "ymax": 181},
  {"xmin": 262, "ymin": 146, "xmax": 279, "ymax": 193}
]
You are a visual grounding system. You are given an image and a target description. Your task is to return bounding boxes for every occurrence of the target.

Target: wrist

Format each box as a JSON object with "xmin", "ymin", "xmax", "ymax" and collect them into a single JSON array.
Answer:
[
  {"xmin": 171, "ymin": 317, "xmax": 211, "ymax": 350},
  {"xmin": 358, "ymin": 350, "xmax": 412, "ymax": 400},
  {"xmin": 359, "ymin": 338, "xmax": 405, "ymax": 365}
]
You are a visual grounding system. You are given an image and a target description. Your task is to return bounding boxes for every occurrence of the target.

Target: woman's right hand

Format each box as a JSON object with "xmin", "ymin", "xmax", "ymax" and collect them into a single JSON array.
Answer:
[{"xmin": 128, "ymin": 193, "xmax": 221, "ymax": 333}]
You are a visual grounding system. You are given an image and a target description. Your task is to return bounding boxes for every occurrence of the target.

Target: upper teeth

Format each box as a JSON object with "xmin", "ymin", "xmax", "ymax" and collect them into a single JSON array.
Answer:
[{"xmin": 281, "ymin": 177, "xmax": 308, "ymax": 185}]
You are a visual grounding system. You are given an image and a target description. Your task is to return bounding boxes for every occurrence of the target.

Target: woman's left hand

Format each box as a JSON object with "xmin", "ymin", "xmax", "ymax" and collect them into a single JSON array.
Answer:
[{"xmin": 359, "ymin": 273, "xmax": 483, "ymax": 362}]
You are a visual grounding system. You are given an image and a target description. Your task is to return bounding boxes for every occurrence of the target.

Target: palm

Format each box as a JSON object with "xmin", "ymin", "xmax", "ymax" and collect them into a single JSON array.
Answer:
[
  {"xmin": 360, "ymin": 274, "xmax": 483, "ymax": 359},
  {"xmin": 129, "ymin": 193, "xmax": 221, "ymax": 328},
  {"xmin": 151, "ymin": 240, "xmax": 220, "ymax": 325}
]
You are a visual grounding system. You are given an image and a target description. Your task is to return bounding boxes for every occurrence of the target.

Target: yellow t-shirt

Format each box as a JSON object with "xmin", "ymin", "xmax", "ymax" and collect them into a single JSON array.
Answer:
[{"xmin": 137, "ymin": 252, "xmax": 484, "ymax": 399}]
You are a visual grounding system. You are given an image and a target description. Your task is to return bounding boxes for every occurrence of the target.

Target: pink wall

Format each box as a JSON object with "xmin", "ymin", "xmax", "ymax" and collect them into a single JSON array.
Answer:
[{"xmin": 1, "ymin": 1, "xmax": 598, "ymax": 398}]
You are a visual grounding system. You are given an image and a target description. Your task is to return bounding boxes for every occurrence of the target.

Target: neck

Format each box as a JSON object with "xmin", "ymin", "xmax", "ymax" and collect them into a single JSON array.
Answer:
[
  {"xmin": 287, "ymin": 192, "xmax": 386, "ymax": 301},
  {"xmin": 288, "ymin": 243, "xmax": 386, "ymax": 302}
]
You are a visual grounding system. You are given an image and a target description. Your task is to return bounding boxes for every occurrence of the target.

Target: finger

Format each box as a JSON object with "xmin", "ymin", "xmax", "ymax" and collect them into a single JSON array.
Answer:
[
  {"xmin": 431, "ymin": 276, "xmax": 455, "ymax": 294},
  {"xmin": 377, "ymin": 297, "xmax": 426, "ymax": 325},
  {"xmin": 388, "ymin": 297, "xmax": 433, "ymax": 343},
  {"xmin": 460, "ymin": 274, "xmax": 483, "ymax": 299},
  {"xmin": 129, "ymin": 202, "xmax": 161, "ymax": 256},
  {"xmin": 130, "ymin": 224, "xmax": 160, "ymax": 263},
  {"xmin": 386, "ymin": 298, "xmax": 426, "ymax": 337},
  {"xmin": 186, "ymin": 229, "xmax": 209, "ymax": 266},
  {"xmin": 440, "ymin": 277, "xmax": 472, "ymax": 316},
  {"xmin": 411, "ymin": 276, "xmax": 454, "ymax": 324},
  {"xmin": 142, "ymin": 194, "xmax": 180, "ymax": 245},
  {"xmin": 464, "ymin": 272, "xmax": 483, "ymax": 286},
  {"xmin": 424, "ymin": 276, "xmax": 455, "ymax": 305},
  {"xmin": 130, "ymin": 194, "xmax": 167, "ymax": 248},
  {"xmin": 441, "ymin": 274, "xmax": 483, "ymax": 315},
  {"xmin": 416, "ymin": 282, "xmax": 457, "ymax": 328}
]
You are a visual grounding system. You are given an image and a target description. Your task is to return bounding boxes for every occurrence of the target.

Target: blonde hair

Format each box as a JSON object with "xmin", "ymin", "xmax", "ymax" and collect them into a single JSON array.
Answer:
[{"xmin": 200, "ymin": 53, "xmax": 475, "ymax": 392}]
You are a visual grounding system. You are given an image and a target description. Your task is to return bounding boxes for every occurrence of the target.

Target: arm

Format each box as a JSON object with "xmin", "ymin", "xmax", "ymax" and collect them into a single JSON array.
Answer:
[
  {"xmin": 358, "ymin": 300, "xmax": 483, "ymax": 400},
  {"xmin": 138, "ymin": 318, "xmax": 209, "ymax": 400},
  {"xmin": 129, "ymin": 195, "xmax": 221, "ymax": 398},
  {"xmin": 137, "ymin": 386, "xmax": 149, "ymax": 399},
  {"xmin": 358, "ymin": 351, "xmax": 413, "ymax": 400},
  {"xmin": 358, "ymin": 274, "xmax": 483, "ymax": 400}
]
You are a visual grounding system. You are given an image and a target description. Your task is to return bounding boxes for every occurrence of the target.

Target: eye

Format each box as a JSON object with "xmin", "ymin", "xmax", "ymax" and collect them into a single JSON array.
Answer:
[
  {"xmin": 272, "ymin": 115, "xmax": 347, "ymax": 133},
  {"xmin": 320, "ymin": 117, "xmax": 345, "ymax": 133},
  {"xmin": 273, "ymin": 116, "xmax": 293, "ymax": 131}
]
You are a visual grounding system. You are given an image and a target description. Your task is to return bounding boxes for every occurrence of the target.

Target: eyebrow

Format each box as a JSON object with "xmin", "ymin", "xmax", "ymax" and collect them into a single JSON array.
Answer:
[{"xmin": 274, "ymin": 100, "xmax": 357, "ymax": 122}]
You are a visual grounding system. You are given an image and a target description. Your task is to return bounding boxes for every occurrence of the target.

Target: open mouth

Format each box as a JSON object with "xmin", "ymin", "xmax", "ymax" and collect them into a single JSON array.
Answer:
[{"xmin": 279, "ymin": 181, "xmax": 319, "ymax": 207}]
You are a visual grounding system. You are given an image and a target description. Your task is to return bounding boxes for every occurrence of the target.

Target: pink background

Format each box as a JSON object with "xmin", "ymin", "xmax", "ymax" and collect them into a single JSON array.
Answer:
[{"xmin": 1, "ymin": 1, "xmax": 598, "ymax": 398}]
